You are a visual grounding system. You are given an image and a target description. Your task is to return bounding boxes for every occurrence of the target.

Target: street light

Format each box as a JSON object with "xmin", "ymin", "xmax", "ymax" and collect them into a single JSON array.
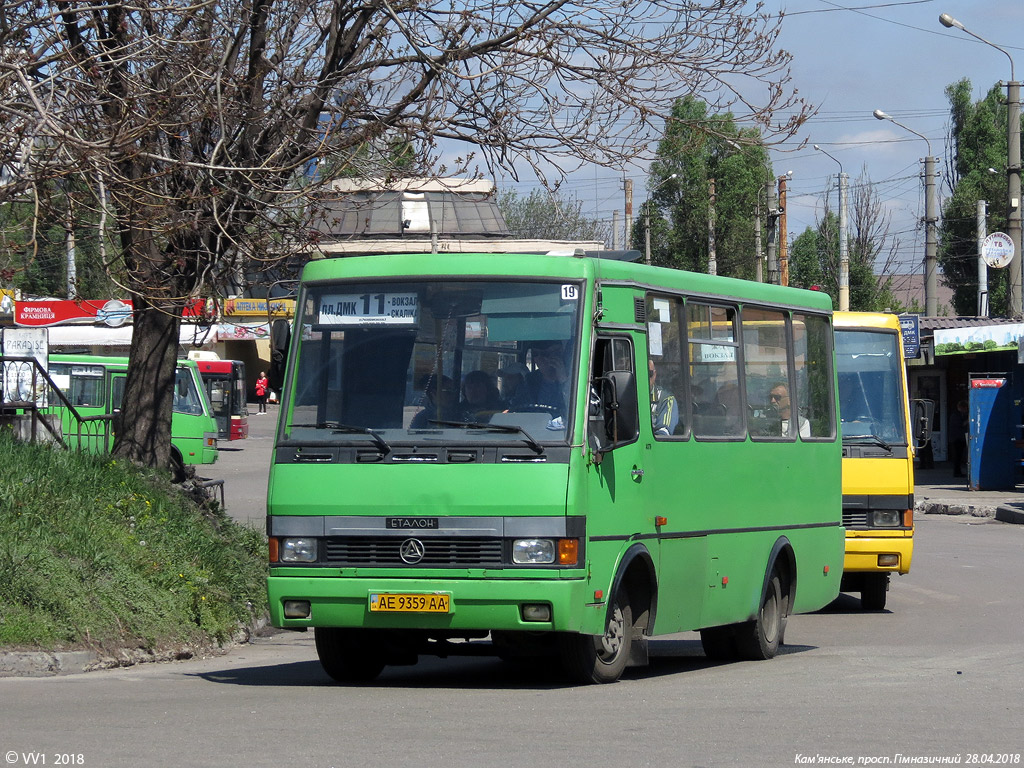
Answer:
[
  {"xmin": 644, "ymin": 173, "xmax": 677, "ymax": 266},
  {"xmin": 940, "ymin": 12, "xmax": 1021, "ymax": 317},
  {"xmin": 874, "ymin": 109, "xmax": 939, "ymax": 316},
  {"xmin": 814, "ymin": 144, "xmax": 850, "ymax": 311}
]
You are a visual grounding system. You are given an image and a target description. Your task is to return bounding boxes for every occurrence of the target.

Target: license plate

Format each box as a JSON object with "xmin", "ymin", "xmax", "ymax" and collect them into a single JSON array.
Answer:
[{"xmin": 369, "ymin": 593, "xmax": 451, "ymax": 613}]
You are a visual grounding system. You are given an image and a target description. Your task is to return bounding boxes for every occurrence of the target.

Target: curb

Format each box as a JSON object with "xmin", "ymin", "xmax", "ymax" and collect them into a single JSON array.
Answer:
[
  {"xmin": 995, "ymin": 504, "xmax": 1024, "ymax": 525},
  {"xmin": 0, "ymin": 617, "xmax": 271, "ymax": 678},
  {"xmin": 916, "ymin": 499, "xmax": 1000, "ymax": 518}
]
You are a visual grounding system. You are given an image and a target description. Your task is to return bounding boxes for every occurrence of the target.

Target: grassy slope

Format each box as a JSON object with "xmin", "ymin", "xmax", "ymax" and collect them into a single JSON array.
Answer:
[{"xmin": 0, "ymin": 431, "xmax": 267, "ymax": 653}]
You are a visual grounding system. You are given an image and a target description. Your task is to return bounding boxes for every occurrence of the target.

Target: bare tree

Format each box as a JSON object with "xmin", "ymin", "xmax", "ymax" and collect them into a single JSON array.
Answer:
[{"xmin": 0, "ymin": 0, "xmax": 808, "ymax": 472}]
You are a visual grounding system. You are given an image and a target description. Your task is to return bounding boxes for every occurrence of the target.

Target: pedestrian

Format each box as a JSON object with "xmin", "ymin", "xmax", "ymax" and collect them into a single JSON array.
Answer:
[{"xmin": 255, "ymin": 371, "xmax": 269, "ymax": 414}]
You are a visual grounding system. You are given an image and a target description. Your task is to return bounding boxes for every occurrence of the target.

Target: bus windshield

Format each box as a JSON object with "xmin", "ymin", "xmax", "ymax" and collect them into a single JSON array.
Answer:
[
  {"xmin": 283, "ymin": 279, "xmax": 582, "ymax": 446},
  {"xmin": 172, "ymin": 367, "xmax": 207, "ymax": 416},
  {"xmin": 836, "ymin": 329, "xmax": 907, "ymax": 445}
]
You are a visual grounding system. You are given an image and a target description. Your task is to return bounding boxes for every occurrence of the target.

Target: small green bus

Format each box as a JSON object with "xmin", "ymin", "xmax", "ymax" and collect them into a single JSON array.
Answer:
[
  {"xmin": 267, "ymin": 252, "xmax": 843, "ymax": 684},
  {"xmin": 46, "ymin": 353, "xmax": 219, "ymax": 476}
]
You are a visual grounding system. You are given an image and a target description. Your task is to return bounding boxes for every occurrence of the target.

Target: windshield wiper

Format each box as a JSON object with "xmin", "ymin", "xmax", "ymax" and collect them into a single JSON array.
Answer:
[
  {"xmin": 429, "ymin": 419, "xmax": 545, "ymax": 455},
  {"xmin": 288, "ymin": 421, "xmax": 391, "ymax": 455},
  {"xmin": 844, "ymin": 433, "xmax": 893, "ymax": 451}
]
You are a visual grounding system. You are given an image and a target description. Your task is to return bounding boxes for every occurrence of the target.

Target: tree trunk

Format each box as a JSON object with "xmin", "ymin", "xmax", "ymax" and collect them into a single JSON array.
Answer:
[{"xmin": 112, "ymin": 296, "xmax": 180, "ymax": 472}]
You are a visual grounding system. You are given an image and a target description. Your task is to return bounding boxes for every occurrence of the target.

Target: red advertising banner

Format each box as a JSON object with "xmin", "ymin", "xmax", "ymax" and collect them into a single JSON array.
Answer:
[{"xmin": 15, "ymin": 298, "xmax": 208, "ymax": 327}]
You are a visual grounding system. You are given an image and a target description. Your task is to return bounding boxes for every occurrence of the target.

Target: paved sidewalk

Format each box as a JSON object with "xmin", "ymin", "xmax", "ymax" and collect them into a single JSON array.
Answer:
[{"xmin": 915, "ymin": 461, "xmax": 1024, "ymax": 524}]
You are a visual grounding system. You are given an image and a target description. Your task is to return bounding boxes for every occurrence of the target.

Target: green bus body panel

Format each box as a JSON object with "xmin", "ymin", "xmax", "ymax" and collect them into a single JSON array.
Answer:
[
  {"xmin": 269, "ymin": 253, "xmax": 842, "ymax": 639},
  {"xmin": 44, "ymin": 354, "xmax": 219, "ymax": 466},
  {"xmin": 270, "ymin": 462, "xmax": 571, "ymax": 519}
]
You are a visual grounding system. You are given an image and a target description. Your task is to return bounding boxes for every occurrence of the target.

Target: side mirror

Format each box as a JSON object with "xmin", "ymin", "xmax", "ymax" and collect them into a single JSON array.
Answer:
[
  {"xmin": 588, "ymin": 374, "xmax": 617, "ymax": 461},
  {"xmin": 911, "ymin": 398, "xmax": 934, "ymax": 449},
  {"xmin": 587, "ymin": 370, "xmax": 638, "ymax": 462}
]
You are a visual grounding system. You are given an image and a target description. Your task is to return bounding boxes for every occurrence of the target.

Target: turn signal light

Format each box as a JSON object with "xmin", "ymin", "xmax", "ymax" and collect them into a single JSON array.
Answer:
[
  {"xmin": 268, "ymin": 537, "xmax": 279, "ymax": 563},
  {"xmin": 903, "ymin": 509, "xmax": 914, "ymax": 528},
  {"xmin": 558, "ymin": 539, "xmax": 579, "ymax": 566}
]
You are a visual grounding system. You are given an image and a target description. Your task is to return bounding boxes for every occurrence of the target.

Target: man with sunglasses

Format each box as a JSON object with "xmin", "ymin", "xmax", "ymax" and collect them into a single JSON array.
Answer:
[{"xmin": 769, "ymin": 382, "xmax": 810, "ymax": 438}]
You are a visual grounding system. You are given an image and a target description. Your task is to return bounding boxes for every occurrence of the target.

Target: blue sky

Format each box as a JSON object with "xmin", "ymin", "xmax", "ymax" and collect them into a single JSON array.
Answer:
[{"xmin": 497, "ymin": 0, "xmax": 1024, "ymax": 275}]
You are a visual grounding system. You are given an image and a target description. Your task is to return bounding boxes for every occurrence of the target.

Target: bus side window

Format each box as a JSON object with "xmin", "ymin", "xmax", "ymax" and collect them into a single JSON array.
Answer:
[
  {"xmin": 793, "ymin": 313, "xmax": 836, "ymax": 440},
  {"xmin": 646, "ymin": 294, "xmax": 685, "ymax": 438}
]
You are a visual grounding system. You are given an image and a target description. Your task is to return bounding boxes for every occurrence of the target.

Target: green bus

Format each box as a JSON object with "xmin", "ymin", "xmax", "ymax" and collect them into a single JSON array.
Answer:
[
  {"xmin": 45, "ymin": 353, "xmax": 219, "ymax": 477},
  {"xmin": 267, "ymin": 252, "xmax": 844, "ymax": 684}
]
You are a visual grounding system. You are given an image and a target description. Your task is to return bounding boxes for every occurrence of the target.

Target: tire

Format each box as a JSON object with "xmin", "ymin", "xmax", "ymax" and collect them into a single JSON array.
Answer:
[
  {"xmin": 735, "ymin": 570, "xmax": 785, "ymax": 661},
  {"xmin": 558, "ymin": 597, "xmax": 633, "ymax": 684},
  {"xmin": 699, "ymin": 625, "xmax": 739, "ymax": 661},
  {"xmin": 169, "ymin": 450, "xmax": 186, "ymax": 483},
  {"xmin": 861, "ymin": 574, "xmax": 888, "ymax": 611},
  {"xmin": 314, "ymin": 627, "xmax": 386, "ymax": 683}
]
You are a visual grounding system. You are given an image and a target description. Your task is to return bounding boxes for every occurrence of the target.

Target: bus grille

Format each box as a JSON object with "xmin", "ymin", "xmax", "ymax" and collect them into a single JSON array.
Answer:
[
  {"xmin": 842, "ymin": 510, "xmax": 870, "ymax": 527},
  {"xmin": 323, "ymin": 536, "xmax": 504, "ymax": 567}
]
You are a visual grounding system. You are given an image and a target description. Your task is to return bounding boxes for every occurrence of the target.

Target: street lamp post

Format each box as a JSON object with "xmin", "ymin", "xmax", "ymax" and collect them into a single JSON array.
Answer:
[
  {"xmin": 814, "ymin": 144, "xmax": 849, "ymax": 311},
  {"xmin": 874, "ymin": 109, "xmax": 939, "ymax": 316},
  {"xmin": 644, "ymin": 173, "xmax": 677, "ymax": 266},
  {"xmin": 940, "ymin": 13, "xmax": 1021, "ymax": 317}
]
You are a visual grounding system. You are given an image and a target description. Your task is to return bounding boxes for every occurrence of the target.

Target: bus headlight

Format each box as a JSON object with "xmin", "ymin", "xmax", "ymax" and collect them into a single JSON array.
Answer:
[
  {"xmin": 873, "ymin": 510, "xmax": 902, "ymax": 527},
  {"xmin": 512, "ymin": 539, "xmax": 555, "ymax": 564},
  {"xmin": 280, "ymin": 537, "xmax": 318, "ymax": 563}
]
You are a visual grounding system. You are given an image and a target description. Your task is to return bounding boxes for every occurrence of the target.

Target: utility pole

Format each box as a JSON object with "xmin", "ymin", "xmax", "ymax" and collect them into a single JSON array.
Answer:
[
  {"xmin": 874, "ymin": 109, "xmax": 937, "ymax": 315},
  {"xmin": 64, "ymin": 198, "xmax": 76, "ymax": 299},
  {"xmin": 707, "ymin": 178, "xmax": 717, "ymax": 276},
  {"xmin": 924, "ymin": 154, "xmax": 938, "ymax": 316},
  {"xmin": 754, "ymin": 198, "xmax": 764, "ymax": 283},
  {"xmin": 838, "ymin": 171, "xmax": 849, "ymax": 311},
  {"xmin": 939, "ymin": 13, "xmax": 1020, "ymax": 316},
  {"xmin": 978, "ymin": 200, "xmax": 989, "ymax": 316},
  {"xmin": 1008, "ymin": 78, "xmax": 1022, "ymax": 316},
  {"xmin": 778, "ymin": 174, "xmax": 789, "ymax": 287},
  {"xmin": 766, "ymin": 180, "xmax": 780, "ymax": 285},
  {"xmin": 612, "ymin": 210, "xmax": 620, "ymax": 250},
  {"xmin": 624, "ymin": 179, "xmax": 633, "ymax": 256},
  {"xmin": 815, "ymin": 144, "xmax": 849, "ymax": 310}
]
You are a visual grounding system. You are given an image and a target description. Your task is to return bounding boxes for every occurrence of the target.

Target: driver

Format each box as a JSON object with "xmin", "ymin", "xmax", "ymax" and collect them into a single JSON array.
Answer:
[{"xmin": 511, "ymin": 341, "xmax": 569, "ymax": 415}]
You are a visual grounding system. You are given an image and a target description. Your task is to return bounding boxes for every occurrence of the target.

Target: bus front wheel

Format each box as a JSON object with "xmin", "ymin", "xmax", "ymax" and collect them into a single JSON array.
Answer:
[
  {"xmin": 169, "ymin": 449, "xmax": 186, "ymax": 483},
  {"xmin": 735, "ymin": 569, "xmax": 785, "ymax": 661},
  {"xmin": 860, "ymin": 574, "xmax": 888, "ymax": 611},
  {"xmin": 558, "ymin": 596, "xmax": 633, "ymax": 684},
  {"xmin": 314, "ymin": 627, "xmax": 386, "ymax": 683}
]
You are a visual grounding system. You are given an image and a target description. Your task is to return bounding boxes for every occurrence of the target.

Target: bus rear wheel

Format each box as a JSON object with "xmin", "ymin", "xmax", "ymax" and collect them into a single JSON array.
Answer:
[
  {"xmin": 735, "ymin": 569, "xmax": 785, "ymax": 661},
  {"xmin": 314, "ymin": 627, "xmax": 386, "ymax": 683},
  {"xmin": 558, "ymin": 596, "xmax": 633, "ymax": 684}
]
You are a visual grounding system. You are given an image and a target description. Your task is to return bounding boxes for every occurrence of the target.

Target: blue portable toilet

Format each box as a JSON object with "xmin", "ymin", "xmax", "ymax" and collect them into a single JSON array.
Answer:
[{"xmin": 967, "ymin": 372, "xmax": 1021, "ymax": 490}]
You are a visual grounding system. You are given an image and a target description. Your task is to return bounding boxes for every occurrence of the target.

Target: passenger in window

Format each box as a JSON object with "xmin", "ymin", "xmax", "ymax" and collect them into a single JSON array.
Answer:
[
  {"xmin": 460, "ymin": 370, "xmax": 503, "ymax": 421},
  {"xmin": 769, "ymin": 382, "xmax": 810, "ymax": 438},
  {"xmin": 649, "ymin": 359, "xmax": 679, "ymax": 436},
  {"xmin": 714, "ymin": 381, "xmax": 743, "ymax": 435},
  {"xmin": 497, "ymin": 362, "xmax": 529, "ymax": 405},
  {"xmin": 410, "ymin": 374, "xmax": 458, "ymax": 428}
]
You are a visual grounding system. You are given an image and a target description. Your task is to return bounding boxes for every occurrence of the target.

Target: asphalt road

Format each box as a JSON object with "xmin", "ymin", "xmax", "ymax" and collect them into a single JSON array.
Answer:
[
  {"xmin": 199, "ymin": 403, "xmax": 279, "ymax": 527},
  {"xmin": 1, "ymin": 511, "xmax": 1021, "ymax": 767}
]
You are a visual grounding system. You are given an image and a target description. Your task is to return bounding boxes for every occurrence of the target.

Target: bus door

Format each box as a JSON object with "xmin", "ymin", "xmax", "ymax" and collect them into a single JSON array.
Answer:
[
  {"xmin": 585, "ymin": 333, "xmax": 657, "ymax": 610},
  {"xmin": 204, "ymin": 375, "xmax": 232, "ymax": 440}
]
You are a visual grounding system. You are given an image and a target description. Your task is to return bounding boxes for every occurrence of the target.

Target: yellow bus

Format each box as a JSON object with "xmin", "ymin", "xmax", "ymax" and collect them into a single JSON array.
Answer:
[{"xmin": 834, "ymin": 312, "xmax": 930, "ymax": 610}]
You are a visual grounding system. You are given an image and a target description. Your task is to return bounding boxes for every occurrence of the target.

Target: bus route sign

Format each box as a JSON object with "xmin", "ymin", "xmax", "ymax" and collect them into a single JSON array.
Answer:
[{"xmin": 899, "ymin": 314, "xmax": 920, "ymax": 360}]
